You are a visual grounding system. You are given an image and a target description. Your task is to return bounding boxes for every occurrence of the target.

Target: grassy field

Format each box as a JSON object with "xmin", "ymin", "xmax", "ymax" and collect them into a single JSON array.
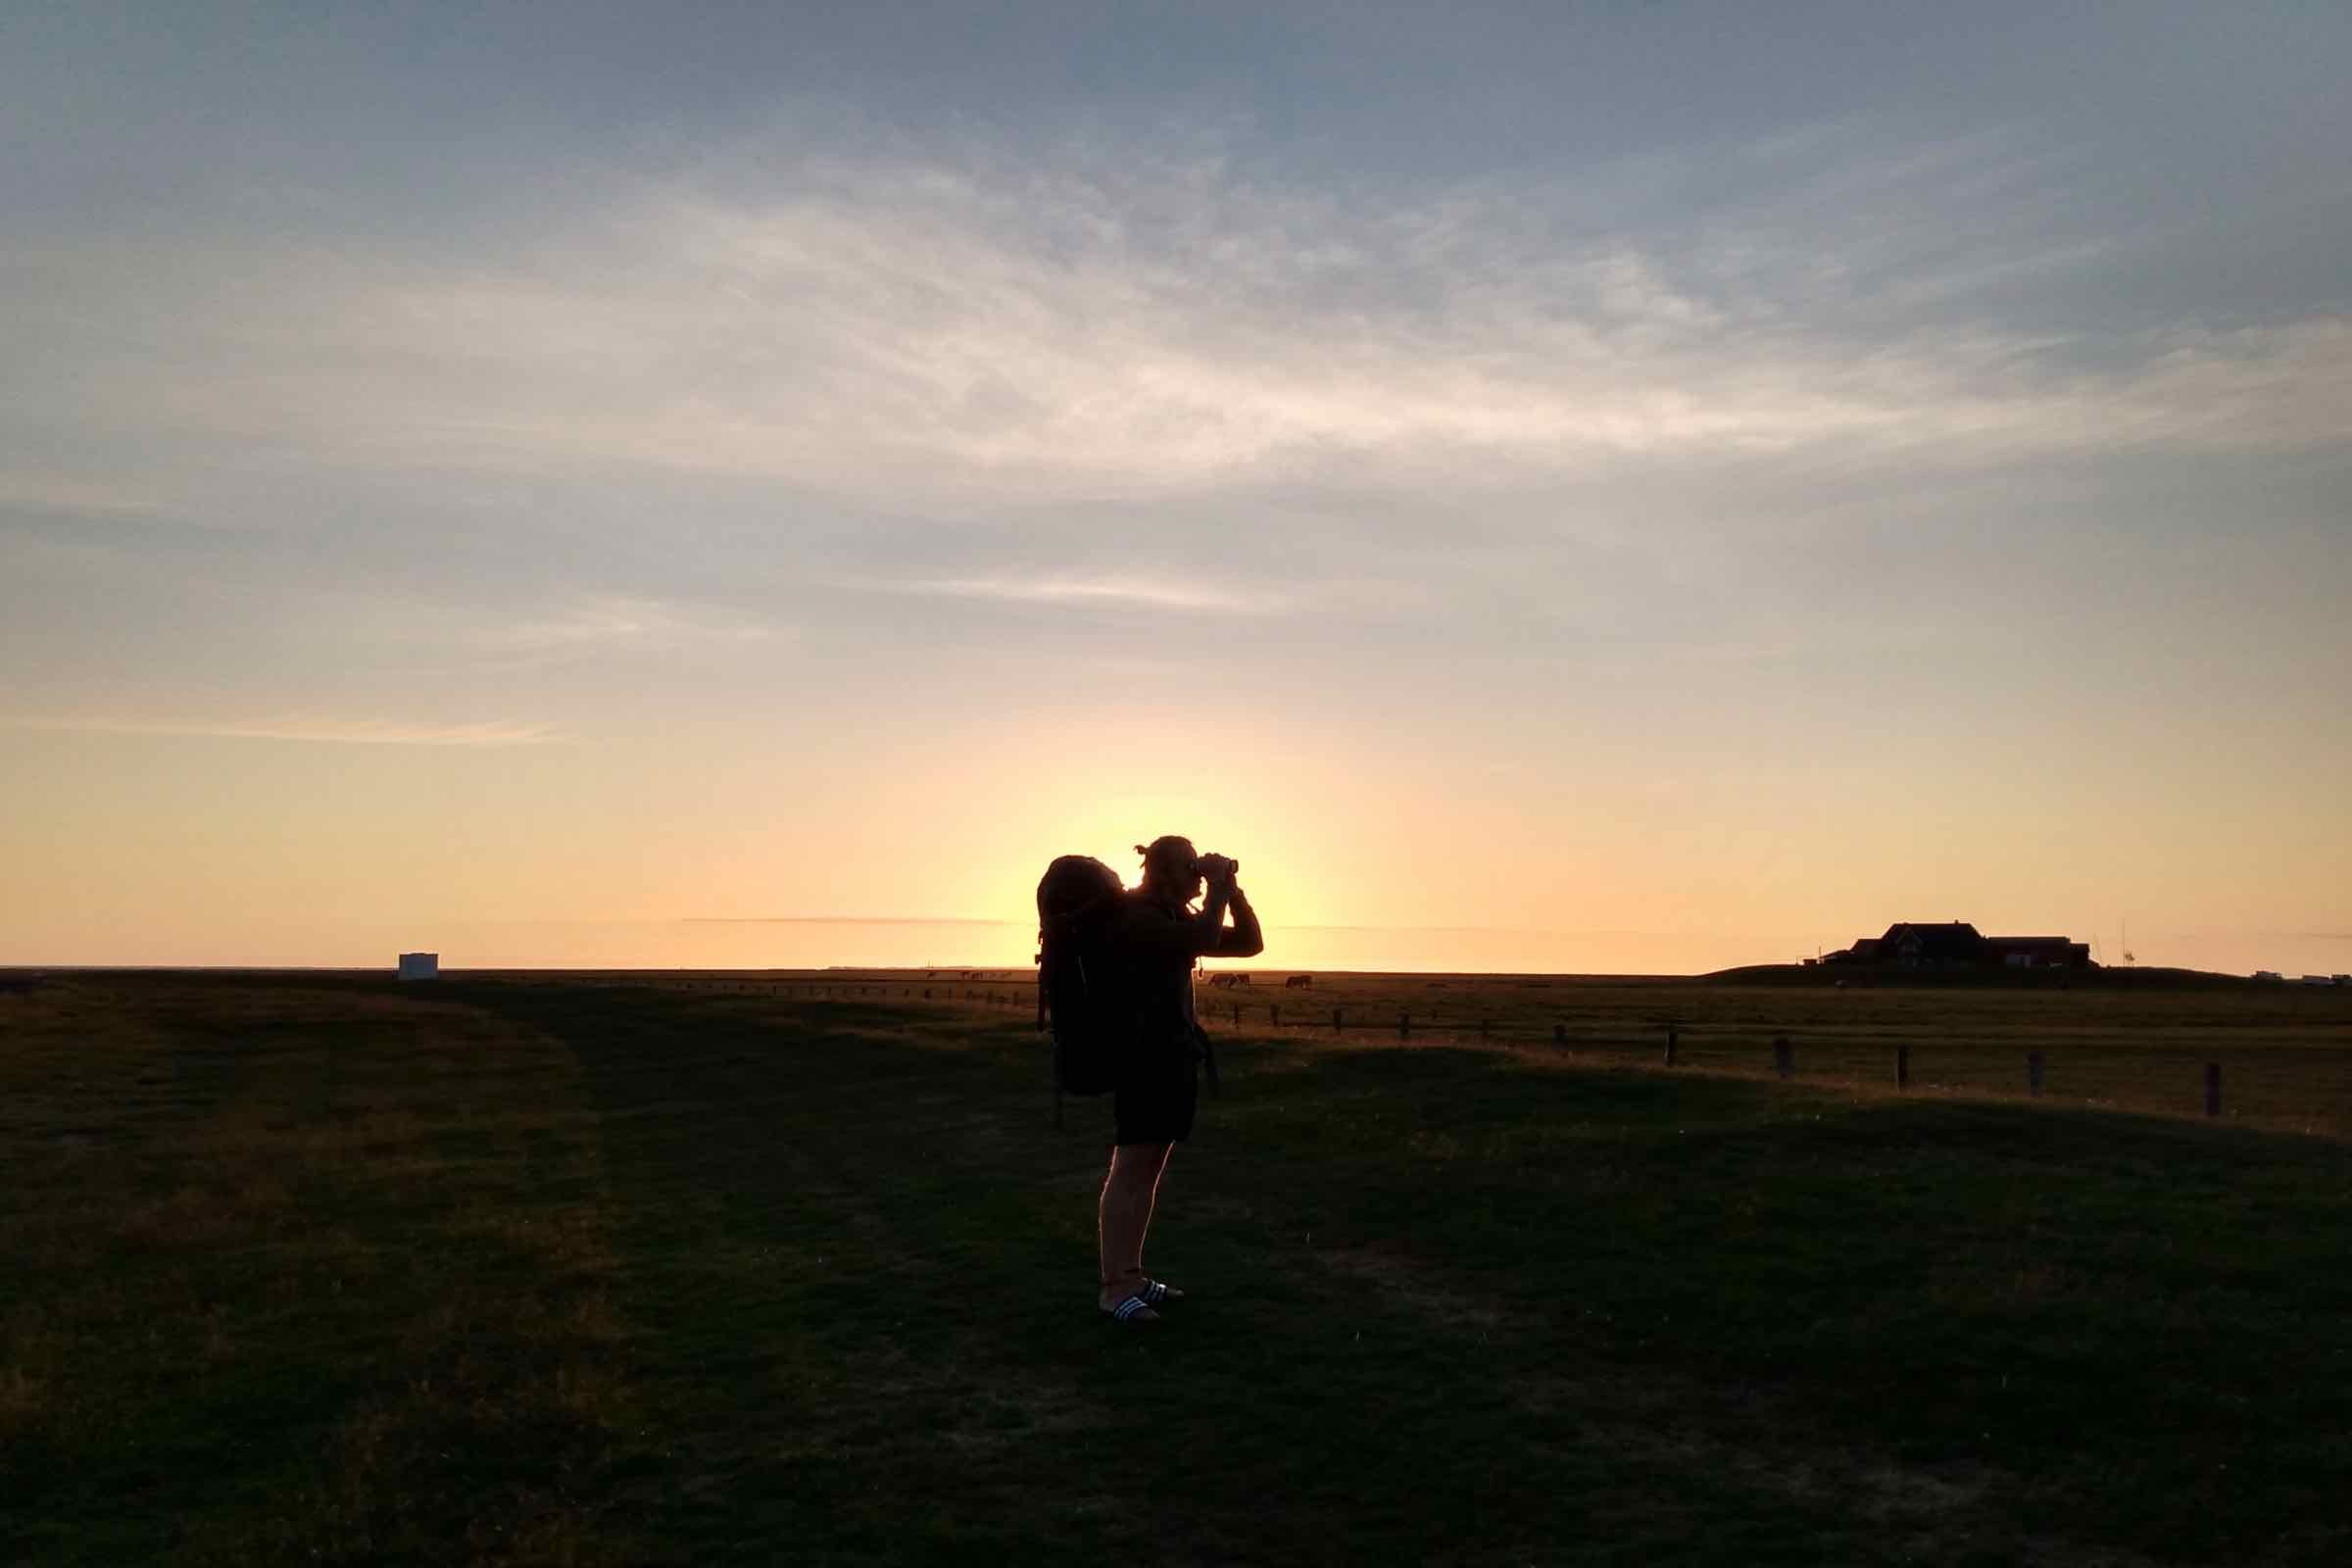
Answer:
[
  {"xmin": 497, "ymin": 964, "xmax": 2352, "ymax": 1138},
  {"xmin": 5, "ymin": 971, "xmax": 2350, "ymax": 1564}
]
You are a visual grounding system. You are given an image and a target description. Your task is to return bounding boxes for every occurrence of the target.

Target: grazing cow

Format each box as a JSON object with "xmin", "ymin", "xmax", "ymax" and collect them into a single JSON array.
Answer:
[{"xmin": 1285, "ymin": 974, "xmax": 1313, "ymax": 989}]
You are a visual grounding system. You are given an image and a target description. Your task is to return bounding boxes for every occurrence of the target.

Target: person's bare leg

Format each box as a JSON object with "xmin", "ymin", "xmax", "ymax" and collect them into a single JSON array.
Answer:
[
  {"xmin": 1131, "ymin": 1141, "xmax": 1173, "ymax": 1277},
  {"xmin": 1098, "ymin": 1142, "xmax": 1174, "ymax": 1312}
]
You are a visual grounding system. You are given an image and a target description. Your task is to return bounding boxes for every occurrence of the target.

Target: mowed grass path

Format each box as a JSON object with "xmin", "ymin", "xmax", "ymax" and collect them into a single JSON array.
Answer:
[{"xmin": 5, "ymin": 975, "xmax": 2349, "ymax": 1565}]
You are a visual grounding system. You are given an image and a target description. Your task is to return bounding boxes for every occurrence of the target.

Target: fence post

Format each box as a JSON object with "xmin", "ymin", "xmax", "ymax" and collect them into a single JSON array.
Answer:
[
  {"xmin": 1231, "ymin": 1002, "xmax": 1241, "ymax": 1027},
  {"xmin": 1895, "ymin": 1044, "xmax": 1909, "ymax": 1090},
  {"xmin": 1479, "ymin": 1018, "xmax": 1491, "ymax": 1041},
  {"xmin": 1553, "ymin": 1022, "xmax": 1567, "ymax": 1050},
  {"xmin": 1773, "ymin": 1036, "xmax": 1792, "ymax": 1079},
  {"xmin": 1664, "ymin": 1025, "xmax": 1678, "ymax": 1066},
  {"xmin": 1398, "ymin": 1011, "xmax": 1411, "ymax": 1040},
  {"xmin": 1271, "ymin": 1003, "xmax": 1281, "ymax": 1028},
  {"xmin": 2028, "ymin": 1051, "xmax": 2044, "ymax": 1098},
  {"xmin": 2205, "ymin": 1062, "xmax": 2222, "ymax": 1118},
  {"xmin": 1332, "ymin": 1005, "xmax": 1343, "ymax": 1033}
]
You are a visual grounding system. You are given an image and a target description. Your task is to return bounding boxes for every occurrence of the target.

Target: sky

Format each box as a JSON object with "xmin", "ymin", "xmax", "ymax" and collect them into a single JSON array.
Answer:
[{"xmin": 3, "ymin": 2, "xmax": 2347, "ymax": 976}]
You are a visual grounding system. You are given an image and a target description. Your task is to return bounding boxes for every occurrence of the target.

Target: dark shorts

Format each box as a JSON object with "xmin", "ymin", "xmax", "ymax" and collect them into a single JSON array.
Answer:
[{"xmin": 1112, "ymin": 1032, "xmax": 1200, "ymax": 1146}]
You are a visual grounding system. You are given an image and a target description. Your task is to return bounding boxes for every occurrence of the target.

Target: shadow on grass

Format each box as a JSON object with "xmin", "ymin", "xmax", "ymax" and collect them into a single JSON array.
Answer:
[{"xmin": 460, "ymin": 985, "xmax": 2352, "ymax": 1568}]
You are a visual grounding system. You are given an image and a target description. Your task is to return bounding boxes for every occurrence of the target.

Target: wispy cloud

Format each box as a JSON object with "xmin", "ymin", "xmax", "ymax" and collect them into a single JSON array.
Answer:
[
  {"xmin": 0, "ymin": 473, "xmax": 167, "ymax": 517},
  {"xmin": 472, "ymin": 594, "xmax": 779, "ymax": 653},
  {"xmin": 1, "ymin": 714, "xmax": 563, "ymax": 746},
  {"xmin": 301, "ymin": 591, "xmax": 784, "ymax": 667},
  {"xmin": 876, "ymin": 576, "xmax": 1289, "ymax": 613},
  {"xmin": 21, "ymin": 120, "xmax": 2348, "ymax": 514},
  {"xmin": 683, "ymin": 916, "xmax": 1021, "ymax": 926}
]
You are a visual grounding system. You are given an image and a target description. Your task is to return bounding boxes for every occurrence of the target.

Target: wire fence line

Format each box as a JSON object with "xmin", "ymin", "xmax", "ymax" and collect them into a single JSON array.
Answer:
[{"xmin": 514, "ymin": 972, "xmax": 2352, "ymax": 1133}]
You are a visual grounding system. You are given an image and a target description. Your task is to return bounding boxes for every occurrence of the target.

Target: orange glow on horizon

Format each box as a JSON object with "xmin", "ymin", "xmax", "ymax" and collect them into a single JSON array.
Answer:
[{"xmin": 3, "ymin": 706, "xmax": 2345, "ymax": 979}]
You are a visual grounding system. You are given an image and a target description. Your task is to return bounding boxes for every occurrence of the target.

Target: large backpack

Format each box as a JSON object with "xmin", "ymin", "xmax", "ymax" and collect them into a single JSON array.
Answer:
[{"xmin": 1035, "ymin": 855, "xmax": 1133, "ymax": 1124}]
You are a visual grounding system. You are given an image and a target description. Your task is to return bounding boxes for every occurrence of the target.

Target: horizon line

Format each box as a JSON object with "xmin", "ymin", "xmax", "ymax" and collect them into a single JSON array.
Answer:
[{"xmin": 679, "ymin": 916, "xmax": 1798, "ymax": 938}]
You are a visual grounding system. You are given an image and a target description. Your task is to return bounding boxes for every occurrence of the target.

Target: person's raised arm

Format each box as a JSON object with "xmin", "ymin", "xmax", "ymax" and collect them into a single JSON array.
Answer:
[
  {"xmin": 1216, "ymin": 880, "xmax": 1263, "ymax": 958},
  {"xmin": 1190, "ymin": 872, "xmax": 1235, "ymax": 951}
]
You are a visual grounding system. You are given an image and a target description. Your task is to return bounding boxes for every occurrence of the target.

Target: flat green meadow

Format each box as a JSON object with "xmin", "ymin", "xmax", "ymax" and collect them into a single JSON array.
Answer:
[{"xmin": 4, "ymin": 972, "xmax": 2348, "ymax": 1564}]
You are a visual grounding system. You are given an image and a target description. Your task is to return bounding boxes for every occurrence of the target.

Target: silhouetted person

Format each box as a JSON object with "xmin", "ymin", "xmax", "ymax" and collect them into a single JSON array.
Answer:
[{"xmin": 1098, "ymin": 835, "xmax": 1262, "ymax": 1325}]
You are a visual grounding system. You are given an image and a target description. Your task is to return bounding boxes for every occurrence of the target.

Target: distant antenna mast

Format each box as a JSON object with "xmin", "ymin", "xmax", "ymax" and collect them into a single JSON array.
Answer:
[{"xmin": 2121, "ymin": 916, "xmax": 2134, "ymax": 967}]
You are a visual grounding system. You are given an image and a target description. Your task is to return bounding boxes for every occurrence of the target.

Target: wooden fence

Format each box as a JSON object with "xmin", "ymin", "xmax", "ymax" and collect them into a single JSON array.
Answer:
[{"xmin": 552, "ymin": 972, "xmax": 2286, "ymax": 1124}]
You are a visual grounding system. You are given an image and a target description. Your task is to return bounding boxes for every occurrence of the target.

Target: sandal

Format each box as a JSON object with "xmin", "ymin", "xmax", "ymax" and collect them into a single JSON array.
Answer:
[
  {"xmin": 1102, "ymin": 1293, "xmax": 1160, "ymax": 1325},
  {"xmin": 1140, "ymin": 1278, "xmax": 1185, "ymax": 1305}
]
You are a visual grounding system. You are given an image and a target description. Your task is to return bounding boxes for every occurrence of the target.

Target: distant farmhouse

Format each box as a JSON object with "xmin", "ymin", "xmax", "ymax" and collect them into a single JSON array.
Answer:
[{"xmin": 1823, "ymin": 922, "xmax": 2092, "ymax": 971}]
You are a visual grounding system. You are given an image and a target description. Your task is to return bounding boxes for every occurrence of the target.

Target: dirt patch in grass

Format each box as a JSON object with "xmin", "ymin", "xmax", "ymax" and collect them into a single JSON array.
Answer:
[{"xmin": 1316, "ymin": 1244, "xmax": 1525, "ymax": 1332}]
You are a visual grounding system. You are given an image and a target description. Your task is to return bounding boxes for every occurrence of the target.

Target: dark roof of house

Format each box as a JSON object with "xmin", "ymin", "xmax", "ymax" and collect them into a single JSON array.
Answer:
[
  {"xmin": 1827, "ymin": 923, "xmax": 2090, "ymax": 964},
  {"xmin": 1880, "ymin": 922, "xmax": 1987, "ymax": 958}
]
